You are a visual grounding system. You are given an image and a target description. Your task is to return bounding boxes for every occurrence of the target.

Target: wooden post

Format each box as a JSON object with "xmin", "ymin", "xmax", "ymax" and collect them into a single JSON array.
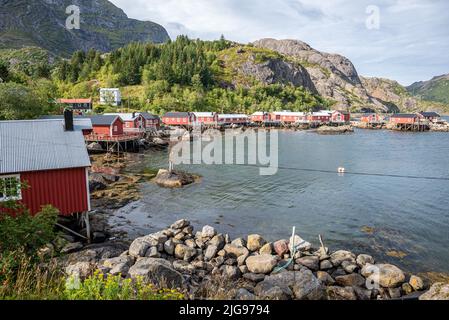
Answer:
[{"xmin": 84, "ymin": 211, "xmax": 91, "ymax": 243}]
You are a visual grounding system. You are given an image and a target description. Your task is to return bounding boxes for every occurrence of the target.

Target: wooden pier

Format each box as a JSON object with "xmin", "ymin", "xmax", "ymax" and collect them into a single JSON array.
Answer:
[{"xmin": 85, "ymin": 133, "xmax": 144, "ymax": 154}]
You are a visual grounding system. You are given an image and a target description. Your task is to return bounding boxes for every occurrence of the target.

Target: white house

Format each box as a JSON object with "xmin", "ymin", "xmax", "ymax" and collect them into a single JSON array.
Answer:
[{"xmin": 100, "ymin": 88, "xmax": 121, "ymax": 106}]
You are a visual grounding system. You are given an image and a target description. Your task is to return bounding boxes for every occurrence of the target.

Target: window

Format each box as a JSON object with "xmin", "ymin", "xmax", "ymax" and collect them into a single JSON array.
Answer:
[{"xmin": 0, "ymin": 175, "xmax": 22, "ymax": 202}]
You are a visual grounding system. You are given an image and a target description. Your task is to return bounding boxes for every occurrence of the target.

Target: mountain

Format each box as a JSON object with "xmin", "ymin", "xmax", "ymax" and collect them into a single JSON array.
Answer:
[
  {"xmin": 0, "ymin": 0, "xmax": 170, "ymax": 57},
  {"xmin": 360, "ymin": 76, "xmax": 447, "ymax": 113},
  {"xmin": 252, "ymin": 38, "xmax": 393, "ymax": 112},
  {"xmin": 407, "ymin": 74, "xmax": 449, "ymax": 105}
]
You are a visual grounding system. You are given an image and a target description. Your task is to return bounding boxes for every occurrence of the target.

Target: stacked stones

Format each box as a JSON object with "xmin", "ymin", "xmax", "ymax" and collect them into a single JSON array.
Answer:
[{"xmin": 83, "ymin": 220, "xmax": 430, "ymax": 300}]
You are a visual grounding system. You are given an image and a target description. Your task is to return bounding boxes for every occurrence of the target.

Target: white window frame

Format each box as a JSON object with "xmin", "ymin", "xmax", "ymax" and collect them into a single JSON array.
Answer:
[{"xmin": 0, "ymin": 174, "xmax": 22, "ymax": 202}]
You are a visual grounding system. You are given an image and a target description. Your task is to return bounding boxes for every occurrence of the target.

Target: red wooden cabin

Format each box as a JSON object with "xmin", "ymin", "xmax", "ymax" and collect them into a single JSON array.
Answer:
[
  {"xmin": 270, "ymin": 112, "xmax": 307, "ymax": 123},
  {"xmin": 89, "ymin": 115, "xmax": 124, "ymax": 136},
  {"xmin": 105, "ymin": 113, "xmax": 146, "ymax": 133},
  {"xmin": 251, "ymin": 112, "xmax": 270, "ymax": 123},
  {"xmin": 419, "ymin": 112, "xmax": 441, "ymax": 121},
  {"xmin": 218, "ymin": 114, "xmax": 249, "ymax": 125},
  {"xmin": 162, "ymin": 112, "xmax": 196, "ymax": 126},
  {"xmin": 0, "ymin": 117, "xmax": 91, "ymax": 216},
  {"xmin": 308, "ymin": 112, "xmax": 331, "ymax": 123},
  {"xmin": 139, "ymin": 112, "xmax": 161, "ymax": 130},
  {"xmin": 193, "ymin": 112, "xmax": 219, "ymax": 126},
  {"xmin": 331, "ymin": 110, "xmax": 351, "ymax": 123},
  {"xmin": 389, "ymin": 114, "xmax": 422, "ymax": 124},
  {"xmin": 361, "ymin": 114, "xmax": 381, "ymax": 123}
]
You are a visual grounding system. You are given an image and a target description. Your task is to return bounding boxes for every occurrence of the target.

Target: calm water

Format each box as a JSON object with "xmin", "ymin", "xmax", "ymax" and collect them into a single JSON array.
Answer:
[{"xmin": 110, "ymin": 127, "xmax": 449, "ymax": 274}]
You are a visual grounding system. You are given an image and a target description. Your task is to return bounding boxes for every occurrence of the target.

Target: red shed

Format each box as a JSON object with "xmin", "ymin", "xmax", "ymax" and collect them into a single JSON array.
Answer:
[
  {"xmin": 308, "ymin": 112, "xmax": 331, "ymax": 123},
  {"xmin": 193, "ymin": 112, "xmax": 219, "ymax": 126},
  {"xmin": 0, "ymin": 118, "xmax": 91, "ymax": 216},
  {"xmin": 138, "ymin": 112, "xmax": 161, "ymax": 130},
  {"xmin": 389, "ymin": 114, "xmax": 422, "ymax": 124},
  {"xmin": 270, "ymin": 111, "xmax": 307, "ymax": 123},
  {"xmin": 251, "ymin": 112, "xmax": 270, "ymax": 123},
  {"xmin": 361, "ymin": 113, "xmax": 381, "ymax": 123},
  {"xmin": 105, "ymin": 113, "xmax": 146, "ymax": 133},
  {"xmin": 89, "ymin": 115, "xmax": 124, "ymax": 136},
  {"xmin": 331, "ymin": 110, "xmax": 351, "ymax": 123},
  {"xmin": 162, "ymin": 112, "xmax": 196, "ymax": 126}
]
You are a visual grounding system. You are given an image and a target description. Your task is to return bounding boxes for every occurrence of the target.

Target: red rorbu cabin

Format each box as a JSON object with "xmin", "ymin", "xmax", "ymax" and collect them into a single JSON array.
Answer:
[
  {"xmin": 389, "ymin": 114, "xmax": 422, "ymax": 124},
  {"xmin": 361, "ymin": 113, "xmax": 381, "ymax": 123},
  {"xmin": 270, "ymin": 112, "xmax": 307, "ymax": 124},
  {"xmin": 218, "ymin": 114, "xmax": 249, "ymax": 125},
  {"xmin": 251, "ymin": 112, "xmax": 270, "ymax": 123},
  {"xmin": 192, "ymin": 112, "xmax": 219, "ymax": 126},
  {"xmin": 162, "ymin": 112, "xmax": 196, "ymax": 126},
  {"xmin": 308, "ymin": 112, "xmax": 331, "ymax": 123},
  {"xmin": 105, "ymin": 113, "xmax": 146, "ymax": 133},
  {"xmin": 0, "ymin": 116, "xmax": 91, "ymax": 216},
  {"xmin": 331, "ymin": 110, "xmax": 351, "ymax": 123},
  {"xmin": 139, "ymin": 112, "xmax": 161, "ymax": 130},
  {"xmin": 89, "ymin": 115, "xmax": 124, "ymax": 136}
]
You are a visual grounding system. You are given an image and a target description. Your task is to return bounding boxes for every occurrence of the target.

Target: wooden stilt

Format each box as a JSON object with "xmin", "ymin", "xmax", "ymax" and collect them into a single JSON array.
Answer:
[{"xmin": 84, "ymin": 211, "xmax": 91, "ymax": 243}]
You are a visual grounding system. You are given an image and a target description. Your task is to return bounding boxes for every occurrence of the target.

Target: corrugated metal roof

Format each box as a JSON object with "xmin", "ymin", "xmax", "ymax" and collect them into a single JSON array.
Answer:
[
  {"xmin": 39, "ymin": 116, "xmax": 93, "ymax": 131},
  {"xmin": 218, "ymin": 114, "xmax": 249, "ymax": 119},
  {"xmin": 87, "ymin": 115, "xmax": 122, "ymax": 126},
  {"xmin": 163, "ymin": 112, "xmax": 191, "ymax": 118},
  {"xmin": 138, "ymin": 112, "xmax": 160, "ymax": 120},
  {"xmin": 0, "ymin": 120, "xmax": 91, "ymax": 174},
  {"xmin": 193, "ymin": 112, "xmax": 217, "ymax": 117},
  {"xmin": 104, "ymin": 113, "xmax": 141, "ymax": 121}
]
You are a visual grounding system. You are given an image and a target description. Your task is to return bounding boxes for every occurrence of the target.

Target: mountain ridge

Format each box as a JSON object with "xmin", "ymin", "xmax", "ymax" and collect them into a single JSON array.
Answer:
[{"xmin": 0, "ymin": 0, "xmax": 170, "ymax": 56}]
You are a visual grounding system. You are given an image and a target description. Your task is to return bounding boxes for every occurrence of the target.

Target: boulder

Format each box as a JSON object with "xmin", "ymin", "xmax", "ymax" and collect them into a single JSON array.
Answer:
[
  {"xmin": 335, "ymin": 274, "xmax": 365, "ymax": 287},
  {"xmin": 247, "ymin": 234, "xmax": 267, "ymax": 252},
  {"xmin": 296, "ymin": 256, "xmax": 319, "ymax": 271},
  {"xmin": 329, "ymin": 250, "xmax": 356, "ymax": 267},
  {"xmin": 129, "ymin": 237, "xmax": 157, "ymax": 257},
  {"xmin": 353, "ymin": 286, "xmax": 372, "ymax": 300},
  {"xmin": 208, "ymin": 234, "xmax": 225, "ymax": 250},
  {"xmin": 341, "ymin": 261, "xmax": 358, "ymax": 273},
  {"xmin": 388, "ymin": 287, "xmax": 402, "ymax": 299},
  {"xmin": 259, "ymin": 243, "xmax": 273, "ymax": 255},
  {"xmin": 231, "ymin": 238, "xmax": 247, "ymax": 247},
  {"xmin": 246, "ymin": 255, "xmax": 278, "ymax": 274},
  {"xmin": 153, "ymin": 169, "xmax": 195, "ymax": 188},
  {"xmin": 204, "ymin": 245, "xmax": 219, "ymax": 261},
  {"xmin": 316, "ymin": 271, "xmax": 335, "ymax": 285},
  {"xmin": 273, "ymin": 240, "xmax": 289, "ymax": 256},
  {"xmin": 128, "ymin": 258, "xmax": 184, "ymax": 288},
  {"xmin": 174, "ymin": 244, "xmax": 197, "ymax": 261},
  {"xmin": 289, "ymin": 235, "xmax": 311, "ymax": 252},
  {"xmin": 356, "ymin": 254, "xmax": 375, "ymax": 267},
  {"xmin": 361, "ymin": 264, "xmax": 405, "ymax": 288},
  {"xmin": 243, "ymin": 273, "xmax": 266, "ymax": 283},
  {"xmin": 409, "ymin": 275, "xmax": 425, "ymax": 291},
  {"xmin": 327, "ymin": 286, "xmax": 358, "ymax": 300},
  {"xmin": 202, "ymin": 225, "xmax": 216, "ymax": 238},
  {"xmin": 224, "ymin": 244, "xmax": 249, "ymax": 258},
  {"xmin": 419, "ymin": 283, "xmax": 449, "ymax": 300},
  {"xmin": 220, "ymin": 265, "xmax": 241, "ymax": 280},
  {"xmin": 103, "ymin": 256, "xmax": 134, "ymax": 269},
  {"xmin": 291, "ymin": 268, "xmax": 325, "ymax": 300},
  {"xmin": 255, "ymin": 281, "xmax": 291, "ymax": 300},
  {"xmin": 164, "ymin": 239, "xmax": 175, "ymax": 255},
  {"xmin": 402, "ymin": 283, "xmax": 414, "ymax": 295},
  {"xmin": 171, "ymin": 219, "xmax": 190, "ymax": 230},
  {"xmin": 145, "ymin": 246, "xmax": 161, "ymax": 258},
  {"xmin": 320, "ymin": 260, "xmax": 333, "ymax": 270},
  {"xmin": 89, "ymin": 173, "xmax": 108, "ymax": 192}
]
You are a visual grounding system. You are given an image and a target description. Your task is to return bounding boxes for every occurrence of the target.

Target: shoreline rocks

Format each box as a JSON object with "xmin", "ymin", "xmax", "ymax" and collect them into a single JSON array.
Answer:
[
  {"xmin": 62, "ymin": 219, "xmax": 442, "ymax": 300},
  {"xmin": 153, "ymin": 169, "xmax": 197, "ymax": 188}
]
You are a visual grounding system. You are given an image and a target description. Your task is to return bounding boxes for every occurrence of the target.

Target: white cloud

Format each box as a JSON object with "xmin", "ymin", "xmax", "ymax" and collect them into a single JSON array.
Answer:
[{"xmin": 109, "ymin": 0, "xmax": 449, "ymax": 85}]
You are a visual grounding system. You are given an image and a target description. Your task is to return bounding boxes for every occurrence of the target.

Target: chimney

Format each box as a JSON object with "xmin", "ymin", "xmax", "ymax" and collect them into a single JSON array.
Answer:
[
  {"xmin": 132, "ymin": 112, "xmax": 136, "ymax": 118},
  {"xmin": 64, "ymin": 108, "xmax": 74, "ymax": 131}
]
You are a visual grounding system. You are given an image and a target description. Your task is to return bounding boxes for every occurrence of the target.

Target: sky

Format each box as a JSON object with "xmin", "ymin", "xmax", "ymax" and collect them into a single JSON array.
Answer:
[{"xmin": 109, "ymin": 0, "xmax": 449, "ymax": 85}]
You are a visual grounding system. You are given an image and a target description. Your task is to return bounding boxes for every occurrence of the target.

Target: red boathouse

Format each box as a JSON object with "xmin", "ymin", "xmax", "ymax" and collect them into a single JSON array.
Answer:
[
  {"xmin": 162, "ymin": 112, "xmax": 196, "ymax": 126},
  {"xmin": 89, "ymin": 115, "xmax": 124, "ymax": 136},
  {"xmin": 389, "ymin": 114, "xmax": 422, "ymax": 124},
  {"xmin": 0, "ymin": 116, "xmax": 91, "ymax": 216}
]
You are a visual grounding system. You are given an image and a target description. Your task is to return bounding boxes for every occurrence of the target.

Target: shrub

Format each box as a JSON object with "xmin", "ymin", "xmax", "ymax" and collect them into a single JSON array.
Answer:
[{"xmin": 65, "ymin": 271, "xmax": 185, "ymax": 300}]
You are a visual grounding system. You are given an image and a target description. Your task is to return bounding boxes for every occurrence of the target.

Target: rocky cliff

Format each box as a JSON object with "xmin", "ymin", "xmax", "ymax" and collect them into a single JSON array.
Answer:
[
  {"xmin": 252, "ymin": 39, "xmax": 391, "ymax": 112},
  {"xmin": 0, "ymin": 0, "xmax": 170, "ymax": 56}
]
